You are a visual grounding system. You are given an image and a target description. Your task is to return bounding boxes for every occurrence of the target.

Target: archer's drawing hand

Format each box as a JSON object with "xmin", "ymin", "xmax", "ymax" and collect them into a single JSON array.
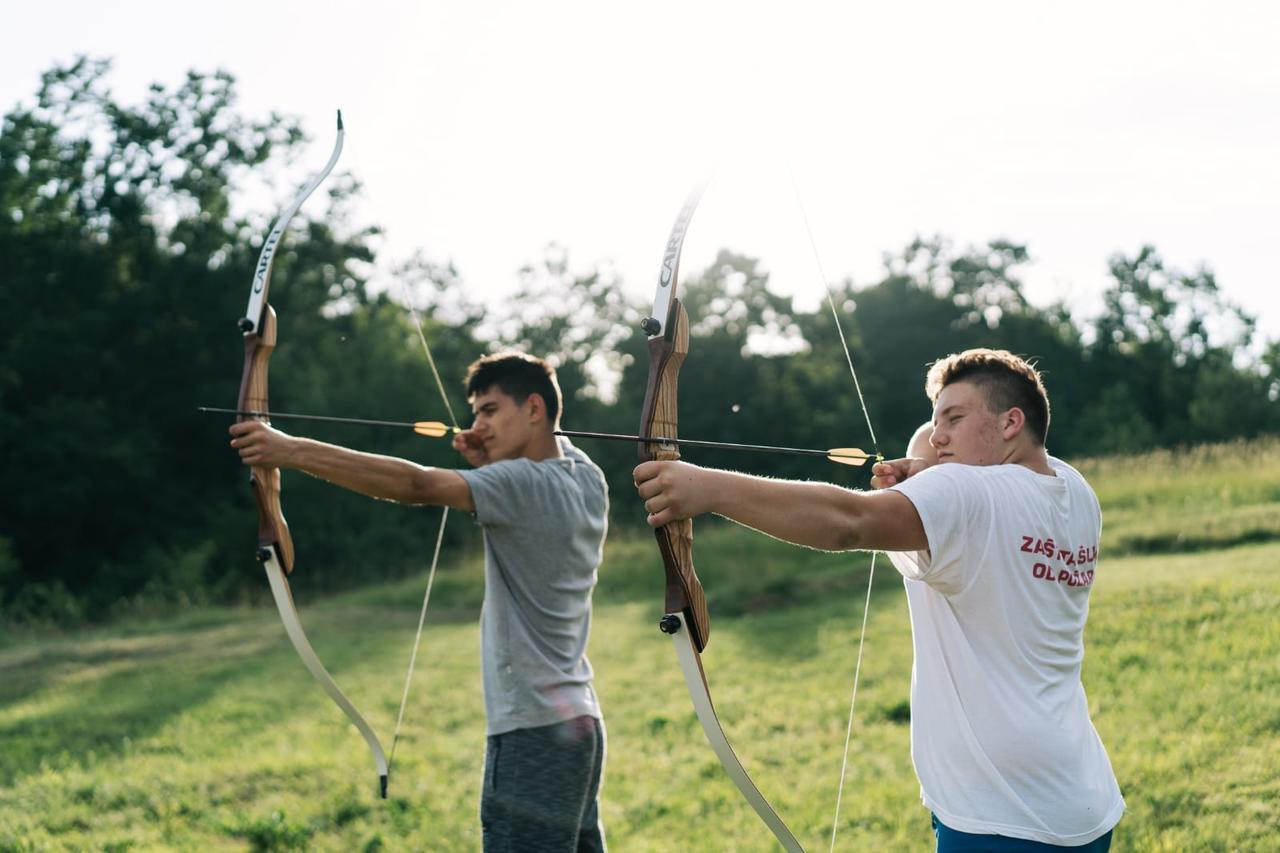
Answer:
[
  {"xmin": 452, "ymin": 429, "xmax": 490, "ymax": 467},
  {"xmin": 633, "ymin": 460, "xmax": 714, "ymax": 527},
  {"xmin": 870, "ymin": 456, "xmax": 932, "ymax": 490},
  {"xmin": 229, "ymin": 420, "xmax": 296, "ymax": 469}
]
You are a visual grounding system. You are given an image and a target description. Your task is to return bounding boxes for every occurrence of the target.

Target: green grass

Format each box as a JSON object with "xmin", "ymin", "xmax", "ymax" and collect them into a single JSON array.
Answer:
[
  {"xmin": 1083, "ymin": 544, "xmax": 1280, "ymax": 850},
  {"xmin": 1, "ymin": 437, "xmax": 1278, "ymax": 850},
  {"xmin": 1076, "ymin": 436, "xmax": 1280, "ymax": 555}
]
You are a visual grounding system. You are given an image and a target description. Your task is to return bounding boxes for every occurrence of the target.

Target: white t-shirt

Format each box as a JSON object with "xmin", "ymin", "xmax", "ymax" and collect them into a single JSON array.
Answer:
[{"xmin": 887, "ymin": 457, "xmax": 1124, "ymax": 845}]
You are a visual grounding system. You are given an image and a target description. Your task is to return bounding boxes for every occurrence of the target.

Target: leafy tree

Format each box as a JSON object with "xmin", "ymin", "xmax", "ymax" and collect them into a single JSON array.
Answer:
[
  {"xmin": 1085, "ymin": 247, "xmax": 1274, "ymax": 449},
  {"xmin": 481, "ymin": 243, "xmax": 640, "ymax": 407},
  {"xmin": 4, "ymin": 59, "xmax": 1277, "ymax": 624},
  {"xmin": 1185, "ymin": 353, "xmax": 1279, "ymax": 443},
  {"xmin": 0, "ymin": 59, "xmax": 477, "ymax": 620}
]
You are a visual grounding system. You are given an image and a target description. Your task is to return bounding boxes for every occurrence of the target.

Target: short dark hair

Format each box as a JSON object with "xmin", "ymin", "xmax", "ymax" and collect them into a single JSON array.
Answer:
[
  {"xmin": 465, "ymin": 352, "xmax": 563, "ymax": 427},
  {"xmin": 925, "ymin": 348, "xmax": 1051, "ymax": 445}
]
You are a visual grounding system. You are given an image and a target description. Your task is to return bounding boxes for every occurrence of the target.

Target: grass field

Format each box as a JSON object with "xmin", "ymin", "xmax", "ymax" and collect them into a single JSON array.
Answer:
[{"xmin": 1, "ymin": 439, "xmax": 1277, "ymax": 850}]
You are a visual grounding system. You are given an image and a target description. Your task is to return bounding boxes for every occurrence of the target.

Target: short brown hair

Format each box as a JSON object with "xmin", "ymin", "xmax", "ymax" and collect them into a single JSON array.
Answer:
[
  {"xmin": 925, "ymin": 349, "xmax": 1050, "ymax": 444},
  {"xmin": 465, "ymin": 352, "xmax": 563, "ymax": 427}
]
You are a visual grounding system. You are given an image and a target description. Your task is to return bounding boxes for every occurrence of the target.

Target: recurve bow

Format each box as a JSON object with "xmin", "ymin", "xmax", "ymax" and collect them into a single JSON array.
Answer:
[
  {"xmin": 638, "ymin": 184, "xmax": 805, "ymax": 851},
  {"xmin": 236, "ymin": 111, "xmax": 390, "ymax": 798}
]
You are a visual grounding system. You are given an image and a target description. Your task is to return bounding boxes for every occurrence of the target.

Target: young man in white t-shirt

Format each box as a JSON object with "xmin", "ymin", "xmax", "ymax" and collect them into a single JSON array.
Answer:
[{"xmin": 633, "ymin": 348, "xmax": 1123, "ymax": 850}]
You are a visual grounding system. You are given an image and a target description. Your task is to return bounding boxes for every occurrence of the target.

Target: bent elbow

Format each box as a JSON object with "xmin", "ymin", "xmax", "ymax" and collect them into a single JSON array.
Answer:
[
  {"xmin": 828, "ymin": 498, "xmax": 870, "ymax": 552},
  {"xmin": 403, "ymin": 469, "xmax": 441, "ymax": 506},
  {"xmin": 830, "ymin": 522, "xmax": 865, "ymax": 552}
]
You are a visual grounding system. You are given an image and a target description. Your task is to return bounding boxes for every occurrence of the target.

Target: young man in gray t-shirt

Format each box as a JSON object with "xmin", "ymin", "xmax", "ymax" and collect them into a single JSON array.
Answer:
[{"xmin": 230, "ymin": 352, "xmax": 608, "ymax": 851}]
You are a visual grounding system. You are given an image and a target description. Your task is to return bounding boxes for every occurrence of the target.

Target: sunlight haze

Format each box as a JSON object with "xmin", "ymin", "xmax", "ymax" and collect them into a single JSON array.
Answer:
[{"xmin": 6, "ymin": 1, "xmax": 1277, "ymax": 339}]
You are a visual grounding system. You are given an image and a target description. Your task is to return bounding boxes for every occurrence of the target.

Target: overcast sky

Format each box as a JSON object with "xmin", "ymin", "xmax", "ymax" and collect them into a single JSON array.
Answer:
[{"xmin": 7, "ymin": 1, "xmax": 1278, "ymax": 342}]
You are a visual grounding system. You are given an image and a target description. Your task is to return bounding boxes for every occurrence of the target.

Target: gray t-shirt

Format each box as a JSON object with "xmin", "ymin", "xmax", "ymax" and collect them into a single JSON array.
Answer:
[{"xmin": 456, "ymin": 439, "xmax": 607, "ymax": 735}]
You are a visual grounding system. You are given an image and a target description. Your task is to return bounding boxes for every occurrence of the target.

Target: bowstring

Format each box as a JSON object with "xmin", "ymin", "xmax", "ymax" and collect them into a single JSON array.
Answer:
[
  {"xmin": 405, "ymin": 292, "xmax": 460, "ymax": 428},
  {"xmin": 387, "ymin": 282, "xmax": 462, "ymax": 777},
  {"xmin": 789, "ymin": 174, "xmax": 881, "ymax": 852}
]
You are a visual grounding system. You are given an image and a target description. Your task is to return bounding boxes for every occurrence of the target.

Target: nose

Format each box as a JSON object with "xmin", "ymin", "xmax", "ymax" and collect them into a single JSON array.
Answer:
[{"xmin": 930, "ymin": 426, "xmax": 946, "ymax": 447}]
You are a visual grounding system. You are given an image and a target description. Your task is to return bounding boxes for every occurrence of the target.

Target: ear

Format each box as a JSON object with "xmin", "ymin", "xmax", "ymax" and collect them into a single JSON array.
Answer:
[
  {"xmin": 525, "ymin": 393, "xmax": 547, "ymax": 425},
  {"xmin": 1001, "ymin": 407, "xmax": 1026, "ymax": 440}
]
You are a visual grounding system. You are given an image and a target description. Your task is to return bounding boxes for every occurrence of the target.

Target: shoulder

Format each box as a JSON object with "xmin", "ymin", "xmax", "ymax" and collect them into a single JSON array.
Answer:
[
  {"xmin": 1047, "ymin": 455, "xmax": 1087, "ymax": 484},
  {"xmin": 1046, "ymin": 455, "xmax": 1095, "ymax": 496},
  {"xmin": 1048, "ymin": 454, "xmax": 1102, "ymax": 510},
  {"xmin": 558, "ymin": 439, "xmax": 606, "ymax": 482},
  {"xmin": 457, "ymin": 457, "xmax": 540, "ymax": 489},
  {"xmin": 891, "ymin": 462, "xmax": 1024, "ymax": 522},
  {"xmin": 889, "ymin": 463, "xmax": 996, "ymax": 524},
  {"xmin": 463, "ymin": 449, "xmax": 604, "ymax": 496},
  {"xmin": 558, "ymin": 437, "xmax": 594, "ymax": 465},
  {"xmin": 897, "ymin": 461, "xmax": 997, "ymax": 493}
]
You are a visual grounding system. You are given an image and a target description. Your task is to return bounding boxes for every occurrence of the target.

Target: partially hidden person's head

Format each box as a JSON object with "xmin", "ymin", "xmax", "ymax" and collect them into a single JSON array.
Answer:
[
  {"xmin": 924, "ymin": 348, "xmax": 1050, "ymax": 466},
  {"xmin": 464, "ymin": 352, "xmax": 563, "ymax": 459}
]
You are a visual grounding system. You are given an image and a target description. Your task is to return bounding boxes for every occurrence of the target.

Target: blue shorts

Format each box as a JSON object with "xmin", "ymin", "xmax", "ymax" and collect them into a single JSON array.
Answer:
[{"xmin": 933, "ymin": 814, "xmax": 1113, "ymax": 852}]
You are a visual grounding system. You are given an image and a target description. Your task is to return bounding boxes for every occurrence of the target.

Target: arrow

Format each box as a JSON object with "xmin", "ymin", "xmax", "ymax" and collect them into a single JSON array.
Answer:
[
  {"xmin": 200, "ymin": 407, "xmax": 878, "ymax": 466},
  {"xmin": 554, "ymin": 428, "xmax": 881, "ymax": 467},
  {"xmin": 198, "ymin": 407, "xmax": 459, "ymax": 438}
]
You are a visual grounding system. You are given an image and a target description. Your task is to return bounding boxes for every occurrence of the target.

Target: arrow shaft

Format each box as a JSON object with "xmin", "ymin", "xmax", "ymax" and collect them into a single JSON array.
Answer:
[
  {"xmin": 555, "ymin": 428, "xmax": 868, "ymax": 461},
  {"xmin": 204, "ymin": 409, "xmax": 866, "ymax": 461},
  {"xmin": 200, "ymin": 406, "xmax": 424, "ymax": 431}
]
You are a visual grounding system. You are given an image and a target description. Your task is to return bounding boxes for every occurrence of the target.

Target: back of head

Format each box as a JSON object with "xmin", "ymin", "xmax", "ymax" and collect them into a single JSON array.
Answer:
[
  {"xmin": 925, "ymin": 349, "xmax": 1051, "ymax": 445},
  {"xmin": 465, "ymin": 352, "xmax": 563, "ymax": 428}
]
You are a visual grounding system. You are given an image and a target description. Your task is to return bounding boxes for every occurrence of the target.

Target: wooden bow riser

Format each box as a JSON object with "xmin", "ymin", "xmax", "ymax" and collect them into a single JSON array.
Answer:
[
  {"xmin": 639, "ymin": 299, "xmax": 711, "ymax": 652},
  {"xmin": 237, "ymin": 304, "xmax": 295, "ymax": 572}
]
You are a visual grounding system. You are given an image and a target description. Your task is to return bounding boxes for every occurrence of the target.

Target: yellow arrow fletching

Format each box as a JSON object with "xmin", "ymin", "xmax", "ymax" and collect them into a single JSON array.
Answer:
[
  {"xmin": 413, "ymin": 421, "xmax": 456, "ymax": 438},
  {"xmin": 826, "ymin": 448, "xmax": 874, "ymax": 466}
]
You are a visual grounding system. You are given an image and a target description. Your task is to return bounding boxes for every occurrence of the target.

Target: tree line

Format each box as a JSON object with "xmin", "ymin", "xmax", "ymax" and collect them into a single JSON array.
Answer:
[{"xmin": 2, "ymin": 59, "xmax": 1276, "ymax": 625}]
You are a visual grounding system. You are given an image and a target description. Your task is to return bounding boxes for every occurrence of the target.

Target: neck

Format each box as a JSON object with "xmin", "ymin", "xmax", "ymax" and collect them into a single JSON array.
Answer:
[
  {"xmin": 520, "ymin": 430, "xmax": 563, "ymax": 462},
  {"xmin": 1002, "ymin": 442, "xmax": 1054, "ymax": 475}
]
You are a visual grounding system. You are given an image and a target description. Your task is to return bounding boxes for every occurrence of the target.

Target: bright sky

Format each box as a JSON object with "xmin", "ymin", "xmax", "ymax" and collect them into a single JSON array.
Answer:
[{"xmin": 7, "ymin": 1, "xmax": 1279, "ymax": 342}]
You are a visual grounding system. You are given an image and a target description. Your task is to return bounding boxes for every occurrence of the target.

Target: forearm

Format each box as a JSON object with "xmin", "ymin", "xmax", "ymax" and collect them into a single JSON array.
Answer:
[
  {"xmin": 282, "ymin": 436, "xmax": 440, "ymax": 505},
  {"xmin": 702, "ymin": 469, "xmax": 868, "ymax": 552}
]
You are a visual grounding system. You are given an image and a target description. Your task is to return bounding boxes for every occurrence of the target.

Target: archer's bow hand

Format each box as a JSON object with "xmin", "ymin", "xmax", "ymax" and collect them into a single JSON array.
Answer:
[
  {"xmin": 633, "ymin": 460, "xmax": 716, "ymax": 528},
  {"xmin": 451, "ymin": 428, "xmax": 490, "ymax": 468},
  {"xmin": 229, "ymin": 420, "xmax": 297, "ymax": 469},
  {"xmin": 869, "ymin": 456, "xmax": 932, "ymax": 490}
]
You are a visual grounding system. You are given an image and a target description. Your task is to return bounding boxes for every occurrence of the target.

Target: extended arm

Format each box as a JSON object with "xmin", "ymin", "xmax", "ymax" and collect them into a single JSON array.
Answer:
[
  {"xmin": 634, "ymin": 461, "xmax": 926, "ymax": 553},
  {"xmin": 230, "ymin": 420, "xmax": 474, "ymax": 511}
]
